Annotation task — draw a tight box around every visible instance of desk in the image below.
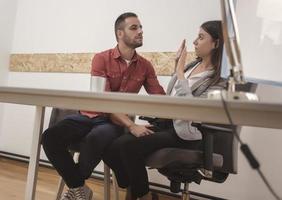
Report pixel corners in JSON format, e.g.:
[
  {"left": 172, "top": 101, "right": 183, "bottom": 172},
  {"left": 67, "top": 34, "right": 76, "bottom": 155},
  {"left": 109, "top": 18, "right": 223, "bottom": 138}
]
[{"left": 0, "top": 86, "right": 282, "bottom": 200}]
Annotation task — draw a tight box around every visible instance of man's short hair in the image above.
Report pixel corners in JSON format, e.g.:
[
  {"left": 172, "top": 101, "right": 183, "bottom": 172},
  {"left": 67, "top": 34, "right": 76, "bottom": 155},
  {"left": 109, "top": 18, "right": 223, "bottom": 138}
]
[{"left": 114, "top": 12, "right": 138, "bottom": 41}]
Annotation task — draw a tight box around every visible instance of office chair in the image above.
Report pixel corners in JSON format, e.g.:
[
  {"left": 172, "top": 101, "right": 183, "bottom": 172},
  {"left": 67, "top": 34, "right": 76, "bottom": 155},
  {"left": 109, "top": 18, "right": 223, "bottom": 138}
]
[
  {"left": 145, "top": 123, "right": 236, "bottom": 200},
  {"left": 145, "top": 83, "right": 257, "bottom": 200},
  {"left": 47, "top": 108, "right": 119, "bottom": 200}
]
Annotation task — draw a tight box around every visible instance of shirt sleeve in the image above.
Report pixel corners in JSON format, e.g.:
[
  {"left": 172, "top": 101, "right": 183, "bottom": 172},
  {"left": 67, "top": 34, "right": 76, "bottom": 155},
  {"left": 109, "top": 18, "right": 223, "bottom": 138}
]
[
  {"left": 143, "top": 62, "right": 165, "bottom": 95},
  {"left": 90, "top": 54, "right": 111, "bottom": 91}
]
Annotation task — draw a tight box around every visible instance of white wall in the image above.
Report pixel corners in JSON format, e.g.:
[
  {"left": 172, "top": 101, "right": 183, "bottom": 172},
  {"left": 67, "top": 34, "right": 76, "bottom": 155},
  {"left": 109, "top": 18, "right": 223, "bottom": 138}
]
[
  {"left": 0, "top": 72, "right": 90, "bottom": 155},
  {"left": 12, "top": 0, "right": 221, "bottom": 53},
  {"left": 0, "top": 0, "right": 17, "bottom": 85},
  {"left": 1, "top": 0, "right": 282, "bottom": 199},
  {"left": 0, "top": 0, "right": 18, "bottom": 137}
]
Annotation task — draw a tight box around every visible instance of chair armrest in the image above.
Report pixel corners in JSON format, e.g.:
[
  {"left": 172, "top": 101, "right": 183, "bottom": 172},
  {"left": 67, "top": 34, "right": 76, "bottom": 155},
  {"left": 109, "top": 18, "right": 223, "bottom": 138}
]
[
  {"left": 202, "top": 131, "right": 214, "bottom": 174},
  {"left": 138, "top": 116, "right": 156, "bottom": 123},
  {"left": 191, "top": 122, "right": 235, "bottom": 178},
  {"left": 192, "top": 122, "right": 233, "bottom": 132},
  {"left": 191, "top": 123, "right": 214, "bottom": 176}
]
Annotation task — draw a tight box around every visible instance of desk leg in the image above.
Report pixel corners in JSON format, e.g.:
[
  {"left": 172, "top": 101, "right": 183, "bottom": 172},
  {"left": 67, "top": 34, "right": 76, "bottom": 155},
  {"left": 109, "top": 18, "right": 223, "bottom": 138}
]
[
  {"left": 112, "top": 172, "right": 119, "bottom": 200},
  {"left": 25, "top": 106, "right": 45, "bottom": 200},
  {"left": 104, "top": 163, "right": 111, "bottom": 200}
]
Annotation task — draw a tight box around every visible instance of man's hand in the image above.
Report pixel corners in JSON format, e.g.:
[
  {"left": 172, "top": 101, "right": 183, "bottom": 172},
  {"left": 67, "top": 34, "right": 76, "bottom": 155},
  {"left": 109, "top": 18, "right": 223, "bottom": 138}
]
[
  {"left": 128, "top": 124, "right": 154, "bottom": 137},
  {"left": 110, "top": 113, "right": 154, "bottom": 137}
]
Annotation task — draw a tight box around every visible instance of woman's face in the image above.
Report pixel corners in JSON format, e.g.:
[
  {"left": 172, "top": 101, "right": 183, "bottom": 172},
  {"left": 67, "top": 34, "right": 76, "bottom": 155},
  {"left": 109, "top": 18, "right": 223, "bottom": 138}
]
[{"left": 193, "top": 27, "right": 216, "bottom": 58}]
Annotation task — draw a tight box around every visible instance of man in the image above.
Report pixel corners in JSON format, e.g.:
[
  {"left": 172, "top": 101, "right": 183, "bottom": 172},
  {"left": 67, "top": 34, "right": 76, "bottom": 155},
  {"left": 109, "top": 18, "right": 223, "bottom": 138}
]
[{"left": 42, "top": 12, "right": 165, "bottom": 200}]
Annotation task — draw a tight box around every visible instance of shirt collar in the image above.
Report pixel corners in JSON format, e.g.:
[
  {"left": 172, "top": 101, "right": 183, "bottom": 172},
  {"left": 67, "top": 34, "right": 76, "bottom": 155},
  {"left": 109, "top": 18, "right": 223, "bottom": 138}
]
[{"left": 113, "top": 45, "right": 139, "bottom": 62}]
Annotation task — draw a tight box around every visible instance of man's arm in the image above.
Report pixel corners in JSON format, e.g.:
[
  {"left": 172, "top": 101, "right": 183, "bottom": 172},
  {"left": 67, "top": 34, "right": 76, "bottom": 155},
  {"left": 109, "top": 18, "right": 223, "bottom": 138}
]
[
  {"left": 143, "top": 62, "right": 166, "bottom": 95},
  {"left": 115, "top": 61, "right": 163, "bottom": 136},
  {"left": 110, "top": 113, "right": 154, "bottom": 137},
  {"left": 91, "top": 54, "right": 111, "bottom": 91}
]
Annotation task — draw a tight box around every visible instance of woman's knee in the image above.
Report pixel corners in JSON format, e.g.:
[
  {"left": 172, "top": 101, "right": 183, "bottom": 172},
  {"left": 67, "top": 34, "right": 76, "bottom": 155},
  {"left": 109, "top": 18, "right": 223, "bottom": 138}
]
[
  {"left": 103, "top": 134, "right": 135, "bottom": 164},
  {"left": 119, "top": 137, "right": 140, "bottom": 159},
  {"left": 87, "top": 123, "right": 123, "bottom": 143},
  {"left": 103, "top": 141, "right": 122, "bottom": 165}
]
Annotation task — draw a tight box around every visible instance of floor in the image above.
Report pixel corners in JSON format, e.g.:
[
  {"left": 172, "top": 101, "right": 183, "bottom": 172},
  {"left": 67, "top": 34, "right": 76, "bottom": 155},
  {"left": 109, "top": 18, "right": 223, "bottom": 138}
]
[{"left": 0, "top": 157, "right": 180, "bottom": 200}]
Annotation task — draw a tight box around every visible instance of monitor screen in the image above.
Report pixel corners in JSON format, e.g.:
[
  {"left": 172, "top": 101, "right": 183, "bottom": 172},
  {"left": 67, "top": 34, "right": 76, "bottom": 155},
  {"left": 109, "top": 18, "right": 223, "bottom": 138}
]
[{"left": 221, "top": 0, "right": 282, "bottom": 87}]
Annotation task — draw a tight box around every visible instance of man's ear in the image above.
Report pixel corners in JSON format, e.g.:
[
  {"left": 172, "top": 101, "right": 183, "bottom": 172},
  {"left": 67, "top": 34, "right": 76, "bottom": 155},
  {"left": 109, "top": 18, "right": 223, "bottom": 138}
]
[{"left": 117, "top": 29, "right": 123, "bottom": 39}]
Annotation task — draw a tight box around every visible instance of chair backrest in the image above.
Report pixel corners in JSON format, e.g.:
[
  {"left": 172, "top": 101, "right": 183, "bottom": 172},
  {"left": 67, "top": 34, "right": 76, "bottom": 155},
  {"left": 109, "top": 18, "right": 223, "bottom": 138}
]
[
  {"left": 199, "top": 124, "right": 238, "bottom": 174},
  {"left": 48, "top": 108, "right": 78, "bottom": 128},
  {"left": 209, "top": 82, "right": 257, "bottom": 174}
]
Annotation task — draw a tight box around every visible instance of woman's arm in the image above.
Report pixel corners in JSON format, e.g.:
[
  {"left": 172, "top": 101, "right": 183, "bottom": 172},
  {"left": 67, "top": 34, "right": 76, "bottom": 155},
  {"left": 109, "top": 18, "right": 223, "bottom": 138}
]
[{"left": 174, "top": 45, "right": 193, "bottom": 97}]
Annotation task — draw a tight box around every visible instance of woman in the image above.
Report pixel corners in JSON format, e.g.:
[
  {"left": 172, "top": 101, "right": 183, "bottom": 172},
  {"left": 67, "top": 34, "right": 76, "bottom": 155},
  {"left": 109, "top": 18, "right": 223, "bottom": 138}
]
[{"left": 103, "top": 20, "right": 225, "bottom": 200}]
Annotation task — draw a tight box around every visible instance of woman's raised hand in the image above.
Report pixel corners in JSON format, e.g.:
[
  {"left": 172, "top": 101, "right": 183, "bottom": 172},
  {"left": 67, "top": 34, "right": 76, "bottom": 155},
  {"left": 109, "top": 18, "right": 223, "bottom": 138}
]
[
  {"left": 175, "top": 39, "right": 186, "bottom": 62},
  {"left": 176, "top": 45, "right": 187, "bottom": 80}
]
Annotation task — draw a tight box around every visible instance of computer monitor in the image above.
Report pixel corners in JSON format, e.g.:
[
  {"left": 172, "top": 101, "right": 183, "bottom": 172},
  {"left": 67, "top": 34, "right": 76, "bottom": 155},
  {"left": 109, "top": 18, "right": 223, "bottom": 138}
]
[{"left": 221, "top": 0, "right": 282, "bottom": 87}]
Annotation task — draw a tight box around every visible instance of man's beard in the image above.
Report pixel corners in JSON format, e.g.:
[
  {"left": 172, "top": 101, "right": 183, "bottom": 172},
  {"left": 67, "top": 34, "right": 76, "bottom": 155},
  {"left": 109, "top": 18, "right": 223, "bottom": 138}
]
[{"left": 123, "top": 35, "right": 143, "bottom": 49}]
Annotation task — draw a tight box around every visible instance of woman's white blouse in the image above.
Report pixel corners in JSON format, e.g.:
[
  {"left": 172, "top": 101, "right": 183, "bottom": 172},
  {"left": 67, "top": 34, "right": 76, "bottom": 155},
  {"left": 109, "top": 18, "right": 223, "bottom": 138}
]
[{"left": 171, "top": 65, "right": 211, "bottom": 140}]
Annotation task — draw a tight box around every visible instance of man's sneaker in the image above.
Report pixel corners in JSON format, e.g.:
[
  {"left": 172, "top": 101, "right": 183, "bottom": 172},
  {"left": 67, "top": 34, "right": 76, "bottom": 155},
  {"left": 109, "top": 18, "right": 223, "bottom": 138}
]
[
  {"left": 60, "top": 188, "right": 76, "bottom": 200},
  {"left": 74, "top": 185, "right": 93, "bottom": 200},
  {"left": 61, "top": 185, "right": 93, "bottom": 200}
]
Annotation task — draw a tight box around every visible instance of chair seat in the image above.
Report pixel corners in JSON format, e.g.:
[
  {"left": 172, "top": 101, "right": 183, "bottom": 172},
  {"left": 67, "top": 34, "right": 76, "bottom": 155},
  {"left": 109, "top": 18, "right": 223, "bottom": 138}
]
[{"left": 146, "top": 148, "right": 223, "bottom": 169}]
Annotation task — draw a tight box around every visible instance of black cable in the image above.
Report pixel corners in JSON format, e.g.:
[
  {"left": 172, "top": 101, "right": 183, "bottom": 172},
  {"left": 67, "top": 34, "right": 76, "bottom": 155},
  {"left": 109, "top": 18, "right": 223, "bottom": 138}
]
[{"left": 219, "top": 90, "right": 281, "bottom": 200}]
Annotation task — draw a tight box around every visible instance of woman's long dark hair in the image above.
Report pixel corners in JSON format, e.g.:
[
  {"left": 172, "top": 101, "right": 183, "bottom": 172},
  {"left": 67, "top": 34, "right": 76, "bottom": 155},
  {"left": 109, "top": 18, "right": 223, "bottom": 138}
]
[{"left": 200, "top": 20, "right": 224, "bottom": 85}]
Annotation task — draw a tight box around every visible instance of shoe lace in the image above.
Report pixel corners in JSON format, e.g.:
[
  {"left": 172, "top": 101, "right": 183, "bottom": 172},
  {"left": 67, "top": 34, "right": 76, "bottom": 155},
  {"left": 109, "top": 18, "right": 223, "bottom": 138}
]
[
  {"left": 74, "top": 187, "right": 86, "bottom": 200},
  {"left": 61, "top": 188, "right": 76, "bottom": 200}
]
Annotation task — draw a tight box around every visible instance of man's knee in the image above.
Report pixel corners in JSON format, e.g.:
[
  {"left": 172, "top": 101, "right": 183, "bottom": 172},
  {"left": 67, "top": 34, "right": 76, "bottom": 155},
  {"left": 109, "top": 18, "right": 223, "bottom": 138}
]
[{"left": 41, "top": 126, "right": 62, "bottom": 149}]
